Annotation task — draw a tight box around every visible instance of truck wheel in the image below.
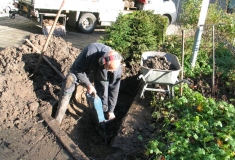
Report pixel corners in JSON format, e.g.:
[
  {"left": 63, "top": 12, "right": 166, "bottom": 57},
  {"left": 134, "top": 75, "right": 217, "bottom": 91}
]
[{"left": 77, "top": 13, "right": 97, "bottom": 34}]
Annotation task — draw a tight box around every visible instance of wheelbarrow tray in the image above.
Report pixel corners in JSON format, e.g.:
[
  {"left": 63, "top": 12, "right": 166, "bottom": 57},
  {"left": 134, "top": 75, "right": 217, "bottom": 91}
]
[{"left": 141, "top": 51, "right": 181, "bottom": 84}]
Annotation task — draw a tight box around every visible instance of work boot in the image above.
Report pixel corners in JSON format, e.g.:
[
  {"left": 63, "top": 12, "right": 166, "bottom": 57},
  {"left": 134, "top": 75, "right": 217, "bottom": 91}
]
[
  {"left": 55, "top": 73, "right": 77, "bottom": 124},
  {"left": 54, "top": 94, "right": 72, "bottom": 124}
]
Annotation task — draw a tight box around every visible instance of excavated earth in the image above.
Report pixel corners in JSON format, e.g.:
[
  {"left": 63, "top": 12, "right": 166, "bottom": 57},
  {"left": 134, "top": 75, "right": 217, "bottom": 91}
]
[{"left": 0, "top": 34, "right": 157, "bottom": 159}]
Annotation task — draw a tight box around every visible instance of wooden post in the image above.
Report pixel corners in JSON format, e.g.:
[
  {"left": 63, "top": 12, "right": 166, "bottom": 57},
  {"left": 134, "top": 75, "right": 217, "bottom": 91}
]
[
  {"left": 212, "top": 25, "right": 215, "bottom": 95},
  {"left": 180, "top": 30, "right": 185, "bottom": 96},
  {"left": 33, "top": 0, "right": 65, "bottom": 75},
  {"left": 25, "top": 39, "right": 65, "bottom": 79}
]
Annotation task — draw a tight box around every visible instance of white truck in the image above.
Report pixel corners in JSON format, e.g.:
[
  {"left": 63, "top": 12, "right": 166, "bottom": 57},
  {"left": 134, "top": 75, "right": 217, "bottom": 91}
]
[{"left": 10, "top": 0, "right": 177, "bottom": 34}]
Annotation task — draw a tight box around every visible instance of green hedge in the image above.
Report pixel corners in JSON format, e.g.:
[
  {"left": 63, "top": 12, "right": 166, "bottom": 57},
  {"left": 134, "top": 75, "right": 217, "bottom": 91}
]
[{"left": 98, "top": 10, "right": 168, "bottom": 61}]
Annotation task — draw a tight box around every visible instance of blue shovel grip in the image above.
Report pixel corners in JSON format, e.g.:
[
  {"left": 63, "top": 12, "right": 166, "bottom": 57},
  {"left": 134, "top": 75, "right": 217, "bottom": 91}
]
[{"left": 86, "top": 93, "right": 106, "bottom": 123}]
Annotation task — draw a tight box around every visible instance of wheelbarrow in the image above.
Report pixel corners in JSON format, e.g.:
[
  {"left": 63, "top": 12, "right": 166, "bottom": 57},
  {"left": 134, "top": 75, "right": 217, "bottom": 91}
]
[{"left": 138, "top": 51, "right": 189, "bottom": 98}]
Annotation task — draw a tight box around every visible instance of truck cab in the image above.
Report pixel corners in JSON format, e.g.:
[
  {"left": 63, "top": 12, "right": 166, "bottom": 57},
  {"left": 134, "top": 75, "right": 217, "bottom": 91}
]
[{"left": 143, "top": 0, "right": 177, "bottom": 24}]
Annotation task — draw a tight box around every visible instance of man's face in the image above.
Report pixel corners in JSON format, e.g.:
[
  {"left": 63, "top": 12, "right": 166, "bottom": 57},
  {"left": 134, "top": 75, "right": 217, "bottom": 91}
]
[
  {"left": 104, "top": 63, "right": 115, "bottom": 72},
  {"left": 104, "top": 60, "right": 120, "bottom": 72}
]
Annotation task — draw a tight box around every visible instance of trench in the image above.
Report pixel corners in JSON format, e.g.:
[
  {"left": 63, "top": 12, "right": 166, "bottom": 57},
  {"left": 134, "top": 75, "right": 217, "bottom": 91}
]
[{"left": 49, "top": 73, "right": 143, "bottom": 159}]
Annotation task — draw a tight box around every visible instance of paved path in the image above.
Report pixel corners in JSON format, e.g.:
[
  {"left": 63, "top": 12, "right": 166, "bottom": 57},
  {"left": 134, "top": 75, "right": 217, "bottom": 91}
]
[{"left": 0, "top": 14, "right": 105, "bottom": 51}]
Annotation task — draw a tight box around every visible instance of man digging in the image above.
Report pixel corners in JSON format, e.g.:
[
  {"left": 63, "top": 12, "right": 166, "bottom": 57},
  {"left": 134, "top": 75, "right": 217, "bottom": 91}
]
[{"left": 54, "top": 43, "right": 122, "bottom": 127}]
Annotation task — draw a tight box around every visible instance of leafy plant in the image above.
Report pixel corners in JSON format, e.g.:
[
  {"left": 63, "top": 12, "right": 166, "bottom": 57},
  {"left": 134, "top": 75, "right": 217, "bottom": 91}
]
[
  {"left": 98, "top": 11, "right": 168, "bottom": 61},
  {"left": 146, "top": 85, "right": 235, "bottom": 159},
  {"left": 178, "top": 0, "right": 201, "bottom": 27},
  {"left": 163, "top": 34, "right": 213, "bottom": 78}
]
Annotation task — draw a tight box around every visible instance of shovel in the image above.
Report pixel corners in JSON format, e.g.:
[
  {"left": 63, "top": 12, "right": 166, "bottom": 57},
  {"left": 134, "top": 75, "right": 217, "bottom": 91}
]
[
  {"left": 86, "top": 93, "right": 108, "bottom": 143},
  {"left": 86, "top": 93, "right": 106, "bottom": 123}
]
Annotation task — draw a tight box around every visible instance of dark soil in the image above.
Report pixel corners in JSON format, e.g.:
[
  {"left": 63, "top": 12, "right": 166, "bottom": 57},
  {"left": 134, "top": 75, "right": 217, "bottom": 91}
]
[{"left": 143, "top": 55, "right": 175, "bottom": 70}]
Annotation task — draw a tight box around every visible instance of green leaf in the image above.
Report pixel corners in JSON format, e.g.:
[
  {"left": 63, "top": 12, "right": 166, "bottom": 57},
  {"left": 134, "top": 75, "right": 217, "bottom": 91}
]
[
  {"left": 203, "top": 136, "right": 214, "bottom": 142},
  {"left": 197, "top": 148, "right": 205, "bottom": 155},
  {"left": 214, "top": 121, "right": 223, "bottom": 127},
  {"left": 193, "top": 134, "right": 199, "bottom": 140}
]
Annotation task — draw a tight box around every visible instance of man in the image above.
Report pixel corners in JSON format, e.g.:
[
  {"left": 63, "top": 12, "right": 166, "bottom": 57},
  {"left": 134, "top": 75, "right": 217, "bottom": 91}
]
[
  {"left": 55, "top": 43, "right": 122, "bottom": 124},
  {"left": 135, "top": 0, "right": 147, "bottom": 10}
]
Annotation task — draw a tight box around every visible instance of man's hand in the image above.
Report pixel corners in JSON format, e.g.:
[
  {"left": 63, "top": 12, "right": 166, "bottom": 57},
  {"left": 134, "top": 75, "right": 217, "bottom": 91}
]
[
  {"left": 87, "top": 85, "right": 97, "bottom": 95},
  {"left": 107, "top": 112, "right": 115, "bottom": 120}
]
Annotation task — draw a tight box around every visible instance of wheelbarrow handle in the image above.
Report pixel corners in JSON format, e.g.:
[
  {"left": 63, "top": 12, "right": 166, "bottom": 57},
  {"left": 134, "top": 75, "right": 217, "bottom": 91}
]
[
  {"left": 173, "top": 79, "right": 191, "bottom": 86},
  {"left": 137, "top": 69, "right": 153, "bottom": 81}
]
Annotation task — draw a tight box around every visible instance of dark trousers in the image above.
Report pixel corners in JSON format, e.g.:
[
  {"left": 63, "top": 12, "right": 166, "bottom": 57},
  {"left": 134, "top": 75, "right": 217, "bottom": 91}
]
[{"left": 135, "top": 2, "right": 144, "bottom": 10}]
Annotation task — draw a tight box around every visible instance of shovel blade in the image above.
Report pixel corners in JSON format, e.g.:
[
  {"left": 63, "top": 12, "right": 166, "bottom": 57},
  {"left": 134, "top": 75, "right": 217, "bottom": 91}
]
[{"left": 86, "top": 93, "right": 106, "bottom": 123}]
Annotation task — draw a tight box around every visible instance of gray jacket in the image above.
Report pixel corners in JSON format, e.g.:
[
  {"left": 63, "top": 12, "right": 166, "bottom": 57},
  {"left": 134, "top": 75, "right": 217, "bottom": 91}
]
[{"left": 70, "top": 43, "right": 122, "bottom": 112}]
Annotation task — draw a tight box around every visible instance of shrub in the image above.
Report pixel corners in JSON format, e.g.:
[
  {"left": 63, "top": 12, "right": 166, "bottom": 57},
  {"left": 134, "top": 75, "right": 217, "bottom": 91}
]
[{"left": 98, "top": 11, "right": 168, "bottom": 61}]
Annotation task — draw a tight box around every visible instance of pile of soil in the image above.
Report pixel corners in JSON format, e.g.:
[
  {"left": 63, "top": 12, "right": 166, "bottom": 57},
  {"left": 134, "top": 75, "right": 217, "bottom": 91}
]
[
  {"left": 43, "top": 19, "right": 63, "bottom": 26},
  {"left": 143, "top": 55, "right": 176, "bottom": 70},
  {"left": 42, "top": 19, "right": 66, "bottom": 36},
  {"left": 0, "top": 34, "right": 79, "bottom": 130},
  {"left": 0, "top": 46, "right": 38, "bottom": 129}
]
